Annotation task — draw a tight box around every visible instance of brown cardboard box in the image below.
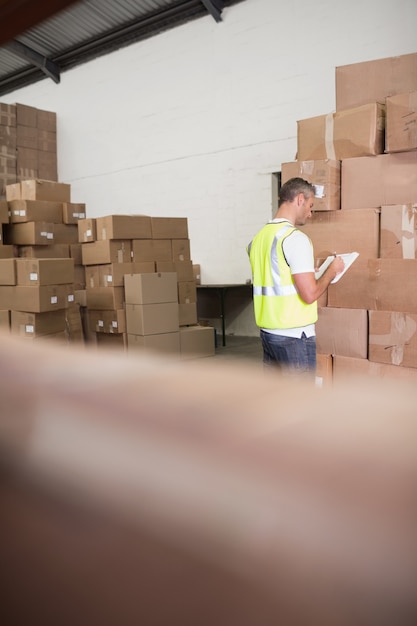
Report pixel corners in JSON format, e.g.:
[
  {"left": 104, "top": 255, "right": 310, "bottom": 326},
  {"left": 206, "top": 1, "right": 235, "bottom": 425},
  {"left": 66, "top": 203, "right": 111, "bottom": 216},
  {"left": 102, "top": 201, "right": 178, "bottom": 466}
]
[
  {"left": 380, "top": 204, "right": 417, "bottom": 259},
  {"left": 125, "top": 302, "right": 179, "bottom": 335},
  {"left": 0, "top": 102, "right": 16, "bottom": 126},
  {"left": 15, "top": 258, "right": 74, "bottom": 286},
  {"left": 156, "top": 260, "right": 194, "bottom": 281},
  {"left": 18, "top": 244, "right": 70, "bottom": 258},
  {"left": 299, "top": 208, "right": 380, "bottom": 260},
  {"left": 0, "top": 309, "right": 10, "bottom": 330},
  {"left": 81, "top": 240, "right": 131, "bottom": 265},
  {"left": 297, "top": 103, "right": 385, "bottom": 161},
  {"left": 328, "top": 259, "right": 417, "bottom": 312},
  {"left": 180, "top": 325, "right": 215, "bottom": 359},
  {"left": 5, "top": 182, "right": 21, "bottom": 201},
  {"left": 341, "top": 152, "right": 417, "bottom": 210},
  {"left": 69, "top": 243, "right": 83, "bottom": 265},
  {"left": 96, "top": 332, "right": 127, "bottom": 351},
  {"left": 73, "top": 264, "right": 85, "bottom": 289},
  {"left": 38, "top": 151, "right": 58, "bottom": 181},
  {"left": 369, "top": 310, "right": 417, "bottom": 369},
  {"left": 333, "top": 354, "right": 417, "bottom": 384},
  {"left": 150, "top": 217, "right": 188, "bottom": 239},
  {"left": 315, "top": 354, "right": 332, "bottom": 388},
  {"left": 335, "top": 52, "right": 417, "bottom": 111},
  {"left": 316, "top": 307, "right": 368, "bottom": 359},
  {"left": 37, "top": 110, "right": 57, "bottom": 132},
  {"left": 16, "top": 103, "right": 37, "bottom": 127},
  {"left": 63, "top": 203, "right": 86, "bottom": 224},
  {"left": 17, "top": 125, "right": 38, "bottom": 149},
  {"left": 0, "top": 258, "right": 16, "bottom": 285},
  {"left": 131, "top": 239, "right": 172, "bottom": 262},
  {"left": 85, "top": 265, "right": 100, "bottom": 289},
  {"left": 11, "top": 309, "right": 67, "bottom": 337},
  {"left": 78, "top": 218, "right": 96, "bottom": 243},
  {"left": 385, "top": 91, "right": 417, "bottom": 153},
  {"left": 193, "top": 264, "right": 201, "bottom": 285},
  {"left": 96, "top": 215, "right": 152, "bottom": 240},
  {"left": 4, "top": 221, "right": 54, "bottom": 245},
  {"left": 86, "top": 287, "right": 125, "bottom": 311},
  {"left": 172, "top": 239, "right": 191, "bottom": 261},
  {"left": 127, "top": 332, "right": 180, "bottom": 356},
  {"left": 37, "top": 130, "right": 56, "bottom": 153},
  {"left": 20, "top": 179, "right": 70, "bottom": 202},
  {"left": 16, "top": 147, "right": 38, "bottom": 176},
  {"left": 0, "top": 245, "right": 15, "bottom": 258},
  {"left": 99, "top": 262, "right": 154, "bottom": 288},
  {"left": 0, "top": 284, "right": 73, "bottom": 312},
  {"left": 124, "top": 272, "right": 177, "bottom": 305},
  {"left": 8, "top": 199, "right": 63, "bottom": 223},
  {"left": 0, "top": 125, "right": 16, "bottom": 150},
  {"left": 281, "top": 159, "right": 341, "bottom": 211},
  {"left": 53, "top": 223, "right": 79, "bottom": 244},
  {"left": 179, "top": 302, "right": 198, "bottom": 326},
  {"left": 88, "top": 309, "right": 126, "bottom": 334},
  {"left": 178, "top": 281, "right": 197, "bottom": 304},
  {"left": 0, "top": 200, "right": 9, "bottom": 223}
]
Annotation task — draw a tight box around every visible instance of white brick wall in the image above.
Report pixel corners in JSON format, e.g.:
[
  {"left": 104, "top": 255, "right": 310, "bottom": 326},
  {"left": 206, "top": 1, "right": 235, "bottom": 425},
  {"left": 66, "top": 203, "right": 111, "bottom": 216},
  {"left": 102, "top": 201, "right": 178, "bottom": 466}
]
[{"left": 3, "top": 0, "right": 417, "bottom": 334}]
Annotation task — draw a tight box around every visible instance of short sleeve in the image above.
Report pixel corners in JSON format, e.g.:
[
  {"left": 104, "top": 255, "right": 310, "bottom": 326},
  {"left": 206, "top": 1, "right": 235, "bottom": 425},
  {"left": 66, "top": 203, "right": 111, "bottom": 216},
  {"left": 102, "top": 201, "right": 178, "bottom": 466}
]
[{"left": 282, "top": 230, "right": 314, "bottom": 275}]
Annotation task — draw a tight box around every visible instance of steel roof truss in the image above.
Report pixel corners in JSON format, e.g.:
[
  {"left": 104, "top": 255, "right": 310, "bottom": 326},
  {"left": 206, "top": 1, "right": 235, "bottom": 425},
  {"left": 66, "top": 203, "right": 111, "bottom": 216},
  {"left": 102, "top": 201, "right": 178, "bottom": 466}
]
[
  {"left": 6, "top": 39, "right": 60, "bottom": 84},
  {"left": 200, "top": 0, "right": 224, "bottom": 22}
]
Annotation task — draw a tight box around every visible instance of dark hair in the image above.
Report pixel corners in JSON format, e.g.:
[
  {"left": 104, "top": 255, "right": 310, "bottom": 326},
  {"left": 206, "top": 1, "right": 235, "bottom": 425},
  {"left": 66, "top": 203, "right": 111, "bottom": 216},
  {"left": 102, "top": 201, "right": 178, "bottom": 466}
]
[{"left": 278, "top": 177, "right": 315, "bottom": 207}]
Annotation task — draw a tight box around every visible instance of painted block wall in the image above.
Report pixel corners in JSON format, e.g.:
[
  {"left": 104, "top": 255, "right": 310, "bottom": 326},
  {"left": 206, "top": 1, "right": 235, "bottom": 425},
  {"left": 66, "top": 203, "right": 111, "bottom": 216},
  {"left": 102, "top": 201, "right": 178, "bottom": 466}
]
[{"left": 2, "top": 0, "right": 417, "bottom": 335}]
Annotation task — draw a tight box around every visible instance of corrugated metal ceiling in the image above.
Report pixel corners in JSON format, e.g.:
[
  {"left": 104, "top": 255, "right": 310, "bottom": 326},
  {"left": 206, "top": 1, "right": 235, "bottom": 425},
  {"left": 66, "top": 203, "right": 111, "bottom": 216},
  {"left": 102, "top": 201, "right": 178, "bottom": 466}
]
[{"left": 0, "top": 0, "right": 244, "bottom": 96}]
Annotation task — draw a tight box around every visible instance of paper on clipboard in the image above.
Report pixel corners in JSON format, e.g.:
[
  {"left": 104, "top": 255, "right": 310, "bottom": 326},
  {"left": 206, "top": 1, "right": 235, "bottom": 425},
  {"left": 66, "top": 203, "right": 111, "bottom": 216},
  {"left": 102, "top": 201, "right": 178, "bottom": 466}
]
[{"left": 315, "top": 252, "right": 359, "bottom": 284}]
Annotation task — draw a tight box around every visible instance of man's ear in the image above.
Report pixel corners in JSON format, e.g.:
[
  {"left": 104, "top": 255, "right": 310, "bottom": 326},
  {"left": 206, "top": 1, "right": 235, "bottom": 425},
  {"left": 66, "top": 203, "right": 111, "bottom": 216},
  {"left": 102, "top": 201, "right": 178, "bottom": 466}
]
[{"left": 296, "top": 193, "right": 304, "bottom": 206}]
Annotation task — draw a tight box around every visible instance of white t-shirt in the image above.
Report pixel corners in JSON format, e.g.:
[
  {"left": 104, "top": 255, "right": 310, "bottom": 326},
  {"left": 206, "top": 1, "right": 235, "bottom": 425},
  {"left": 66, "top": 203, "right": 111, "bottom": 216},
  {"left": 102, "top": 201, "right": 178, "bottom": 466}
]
[{"left": 262, "top": 219, "right": 316, "bottom": 338}]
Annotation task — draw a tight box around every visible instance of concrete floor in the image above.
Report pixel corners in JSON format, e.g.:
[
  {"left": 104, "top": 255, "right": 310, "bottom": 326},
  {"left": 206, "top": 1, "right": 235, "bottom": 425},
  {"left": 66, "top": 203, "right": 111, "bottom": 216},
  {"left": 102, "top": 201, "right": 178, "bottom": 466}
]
[{"left": 212, "top": 334, "right": 263, "bottom": 365}]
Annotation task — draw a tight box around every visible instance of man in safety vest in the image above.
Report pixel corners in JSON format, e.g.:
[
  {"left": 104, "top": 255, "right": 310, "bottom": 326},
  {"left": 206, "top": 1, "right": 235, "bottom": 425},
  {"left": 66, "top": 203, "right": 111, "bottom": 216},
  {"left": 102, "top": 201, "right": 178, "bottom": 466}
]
[{"left": 247, "top": 177, "right": 345, "bottom": 377}]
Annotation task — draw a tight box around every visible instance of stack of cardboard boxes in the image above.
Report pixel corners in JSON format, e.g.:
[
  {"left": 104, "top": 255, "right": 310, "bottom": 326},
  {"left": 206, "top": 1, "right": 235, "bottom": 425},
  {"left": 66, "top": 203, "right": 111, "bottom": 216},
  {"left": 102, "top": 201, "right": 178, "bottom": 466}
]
[
  {"left": 282, "top": 51, "right": 417, "bottom": 386},
  {"left": 0, "top": 102, "right": 58, "bottom": 198}
]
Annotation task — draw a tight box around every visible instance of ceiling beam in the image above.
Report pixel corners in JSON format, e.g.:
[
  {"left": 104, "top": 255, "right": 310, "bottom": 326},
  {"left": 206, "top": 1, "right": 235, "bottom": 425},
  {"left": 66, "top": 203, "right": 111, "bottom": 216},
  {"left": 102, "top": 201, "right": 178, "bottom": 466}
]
[
  {"left": 200, "top": 0, "right": 224, "bottom": 22},
  {"left": 6, "top": 39, "right": 60, "bottom": 84},
  {"left": 0, "top": 0, "right": 81, "bottom": 46}
]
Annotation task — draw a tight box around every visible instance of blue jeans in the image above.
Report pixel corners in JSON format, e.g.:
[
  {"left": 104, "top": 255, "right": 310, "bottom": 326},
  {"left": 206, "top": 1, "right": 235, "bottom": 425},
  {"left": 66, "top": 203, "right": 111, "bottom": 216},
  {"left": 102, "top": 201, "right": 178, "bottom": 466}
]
[{"left": 260, "top": 329, "right": 316, "bottom": 377}]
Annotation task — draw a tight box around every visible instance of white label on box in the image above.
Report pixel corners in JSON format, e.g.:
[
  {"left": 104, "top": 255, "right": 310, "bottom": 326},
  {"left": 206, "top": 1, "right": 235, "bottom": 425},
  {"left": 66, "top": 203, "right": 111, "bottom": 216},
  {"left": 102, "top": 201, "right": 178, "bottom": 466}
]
[
  {"left": 314, "top": 185, "right": 325, "bottom": 199},
  {"left": 47, "top": 232, "right": 53, "bottom": 239},
  {"left": 112, "top": 321, "right": 118, "bottom": 328},
  {"left": 98, "top": 320, "right": 104, "bottom": 327},
  {"left": 74, "top": 212, "right": 86, "bottom": 219},
  {"left": 51, "top": 296, "right": 58, "bottom": 304},
  {"left": 86, "top": 229, "right": 92, "bottom": 237},
  {"left": 106, "top": 275, "right": 112, "bottom": 283},
  {"left": 40, "top": 231, "right": 48, "bottom": 237},
  {"left": 29, "top": 272, "right": 38, "bottom": 281},
  {"left": 68, "top": 294, "right": 74, "bottom": 302},
  {"left": 25, "top": 324, "right": 34, "bottom": 333}
]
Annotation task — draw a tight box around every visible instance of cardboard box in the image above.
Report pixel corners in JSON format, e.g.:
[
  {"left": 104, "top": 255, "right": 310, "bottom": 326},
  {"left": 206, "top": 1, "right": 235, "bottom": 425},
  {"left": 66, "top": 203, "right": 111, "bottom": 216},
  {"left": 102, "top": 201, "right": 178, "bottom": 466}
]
[
  {"left": 37, "top": 110, "right": 57, "bottom": 132},
  {"left": 368, "top": 310, "right": 417, "bottom": 369},
  {"left": 38, "top": 151, "right": 58, "bottom": 181},
  {"left": 63, "top": 203, "right": 86, "bottom": 224},
  {"left": 0, "top": 284, "right": 73, "bottom": 312},
  {"left": 333, "top": 355, "right": 417, "bottom": 385},
  {"left": 96, "top": 215, "right": 152, "bottom": 240},
  {"left": 0, "top": 258, "right": 16, "bottom": 285},
  {"left": 385, "top": 91, "right": 417, "bottom": 153},
  {"left": 37, "top": 129, "right": 57, "bottom": 153},
  {"left": 127, "top": 332, "right": 180, "bottom": 356},
  {"left": 297, "top": 103, "right": 385, "bottom": 161},
  {"left": 78, "top": 218, "right": 96, "bottom": 243},
  {"left": 88, "top": 309, "right": 126, "bottom": 334},
  {"left": 53, "top": 223, "right": 79, "bottom": 244},
  {"left": 0, "top": 200, "right": 8, "bottom": 223},
  {"left": 150, "top": 217, "right": 188, "bottom": 239},
  {"left": 18, "top": 244, "right": 70, "bottom": 258},
  {"left": 99, "top": 262, "right": 154, "bottom": 288},
  {"left": 11, "top": 309, "right": 67, "bottom": 337},
  {"left": 178, "top": 281, "right": 197, "bottom": 304},
  {"left": 16, "top": 103, "right": 37, "bottom": 127},
  {"left": 171, "top": 239, "right": 191, "bottom": 261},
  {"left": 4, "top": 221, "right": 54, "bottom": 245},
  {"left": 73, "top": 264, "right": 85, "bottom": 290},
  {"left": 193, "top": 264, "right": 201, "bottom": 285},
  {"left": 131, "top": 238, "right": 172, "bottom": 262},
  {"left": 86, "top": 287, "right": 125, "bottom": 311},
  {"left": 125, "top": 302, "right": 179, "bottom": 335},
  {"left": 0, "top": 245, "right": 15, "bottom": 258},
  {"left": 341, "top": 152, "right": 417, "bottom": 210},
  {"left": 15, "top": 258, "right": 74, "bottom": 286},
  {"left": 281, "top": 159, "right": 341, "bottom": 211},
  {"left": 8, "top": 199, "right": 63, "bottom": 224},
  {"left": 316, "top": 307, "right": 368, "bottom": 359},
  {"left": 0, "top": 125, "right": 16, "bottom": 150},
  {"left": 299, "top": 208, "right": 380, "bottom": 260},
  {"left": 315, "top": 354, "right": 332, "bottom": 388},
  {"left": 328, "top": 259, "right": 417, "bottom": 312},
  {"left": 0, "top": 309, "right": 10, "bottom": 330},
  {"left": 179, "top": 325, "right": 215, "bottom": 359},
  {"left": 0, "top": 103, "right": 16, "bottom": 126},
  {"left": 179, "top": 302, "right": 198, "bottom": 326},
  {"left": 17, "top": 125, "right": 38, "bottom": 149},
  {"left": 336, "top": 52, "right": 417, "bottom": 111},
  {"left": 69, "top": 243, "right": 83, "bottom": 265},
  {"left": 380, "top": 204, "right": 417, "bottom": 259},
  {"left": 81, "top": 240, "right": 131, "bottom": 265},
  {"left": 156, "top": 260, "right": 194, "bottom": 281},
  {"left": 20, "top": 179, "right": 70, "bottom": 202},
  {"left": 124, "top": 272, "right": 178, "bottom": 305},
  {"left": 5, "top": 182, "right": 21, "bottom": 201},
  {"left": 96, "top": 332, "right": 127, "bottom": 351}
]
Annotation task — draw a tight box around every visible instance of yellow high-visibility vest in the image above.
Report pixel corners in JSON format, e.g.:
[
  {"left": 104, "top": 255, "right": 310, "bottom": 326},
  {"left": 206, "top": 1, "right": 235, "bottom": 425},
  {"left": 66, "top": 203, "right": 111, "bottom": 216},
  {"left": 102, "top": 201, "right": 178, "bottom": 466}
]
[{"left": 247, "top": 221, "right": 317, "bottom": 329}]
